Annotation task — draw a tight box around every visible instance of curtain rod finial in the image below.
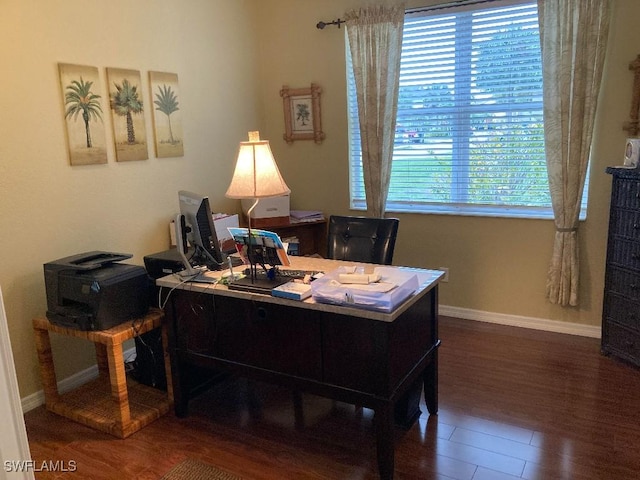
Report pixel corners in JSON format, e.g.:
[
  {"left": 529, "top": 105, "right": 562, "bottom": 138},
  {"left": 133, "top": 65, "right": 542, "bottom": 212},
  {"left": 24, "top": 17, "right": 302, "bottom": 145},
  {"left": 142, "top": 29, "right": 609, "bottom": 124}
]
[{"left": 316, "top": 18, "right": 345, "bottom": 30}]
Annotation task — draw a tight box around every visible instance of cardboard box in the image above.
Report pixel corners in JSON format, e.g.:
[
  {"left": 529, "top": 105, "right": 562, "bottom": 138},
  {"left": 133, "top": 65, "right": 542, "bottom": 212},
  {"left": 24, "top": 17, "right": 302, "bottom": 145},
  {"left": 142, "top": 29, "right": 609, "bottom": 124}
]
[
  {"left": 241, "top": 195, "right": 290, "bottom": 228},
  {"left": 212, "top": 214, "right": 239, "bottom": 252}
]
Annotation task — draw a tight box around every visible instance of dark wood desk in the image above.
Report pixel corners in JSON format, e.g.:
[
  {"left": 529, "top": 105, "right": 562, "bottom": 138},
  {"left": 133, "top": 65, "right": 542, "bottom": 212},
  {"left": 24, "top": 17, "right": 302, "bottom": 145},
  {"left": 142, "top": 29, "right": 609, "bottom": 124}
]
[{"left": 158, "top": 257, "right": 441, "bottom": 479}]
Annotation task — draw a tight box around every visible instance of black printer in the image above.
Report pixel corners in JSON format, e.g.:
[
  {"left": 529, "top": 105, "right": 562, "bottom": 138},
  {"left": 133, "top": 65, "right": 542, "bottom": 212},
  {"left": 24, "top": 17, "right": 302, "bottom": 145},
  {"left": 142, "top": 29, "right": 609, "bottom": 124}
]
[{"left": 44, "top": 251, "right": 149, "bottom": 331}]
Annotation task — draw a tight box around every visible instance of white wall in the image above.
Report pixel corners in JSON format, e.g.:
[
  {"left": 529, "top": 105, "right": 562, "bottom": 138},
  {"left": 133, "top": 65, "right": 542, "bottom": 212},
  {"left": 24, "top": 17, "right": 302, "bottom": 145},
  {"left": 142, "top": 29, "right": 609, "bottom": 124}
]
[{"left": 0, "top": 0, "right": 261, "bottom": 398}]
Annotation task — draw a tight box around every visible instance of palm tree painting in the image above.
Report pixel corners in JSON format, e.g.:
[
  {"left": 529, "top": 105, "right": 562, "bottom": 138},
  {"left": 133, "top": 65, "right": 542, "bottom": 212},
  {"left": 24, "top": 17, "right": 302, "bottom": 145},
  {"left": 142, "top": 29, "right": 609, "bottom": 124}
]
[
  {"left": 296, "top": 103, "right": 311, "bottom": 126},
  {"left": 58, "top": 64, "right": 107, "bottom": 165},
  {"left": 291, "top": 97, "right": 314, "bottom": 132},
  {"left": 106, "top": 68, "right": 148, "bottom": 161},
  {"left": 149, "top": 71, "right": 184, "bottom": 158}
]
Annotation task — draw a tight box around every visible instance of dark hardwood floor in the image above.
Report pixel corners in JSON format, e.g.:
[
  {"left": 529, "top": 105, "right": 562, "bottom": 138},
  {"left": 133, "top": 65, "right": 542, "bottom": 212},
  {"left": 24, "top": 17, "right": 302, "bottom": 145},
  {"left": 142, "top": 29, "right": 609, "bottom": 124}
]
[{"left": 24, "top": 316, "right": 640, "bottom": 479}]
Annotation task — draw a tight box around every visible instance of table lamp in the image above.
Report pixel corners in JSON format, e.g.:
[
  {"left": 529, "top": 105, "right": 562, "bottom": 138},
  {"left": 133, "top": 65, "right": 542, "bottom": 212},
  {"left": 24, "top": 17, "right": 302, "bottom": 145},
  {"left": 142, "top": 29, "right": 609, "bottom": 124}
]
[{"left": 225, "top": 131, "right": 291, "bottom": 287}]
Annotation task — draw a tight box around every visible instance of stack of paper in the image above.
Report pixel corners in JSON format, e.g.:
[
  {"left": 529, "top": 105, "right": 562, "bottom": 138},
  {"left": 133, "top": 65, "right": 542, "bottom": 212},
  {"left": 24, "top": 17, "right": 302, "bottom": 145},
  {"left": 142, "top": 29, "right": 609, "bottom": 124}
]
[
  {"left": 272, "top": 281, "right": 312, "bottom": 300},
  {"left": 290, "top": 210, "right": 324, "bottom": 222}
]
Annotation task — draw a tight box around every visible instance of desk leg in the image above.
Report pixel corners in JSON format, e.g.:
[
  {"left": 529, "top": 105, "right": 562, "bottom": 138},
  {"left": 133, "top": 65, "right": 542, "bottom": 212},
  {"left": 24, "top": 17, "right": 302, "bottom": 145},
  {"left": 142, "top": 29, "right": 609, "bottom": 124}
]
[
  {"left": 172, "top": 359, "right": 189, "bottom": 418},
  {"left": 424, "top": 351, "right": 439, "bottom": 415},
  {"left": 161, "top": 324, "right": 174, "bottom": 406},
  {"left": 106, "top": 342, "right": 131, "bottom": 434},
  {"left": 292, "top": 390, "right": 304, "bottom": 429},
  {"left": 375, "top": 403, "right": 395, "bottom": 480},
  {"left": 33, "top": 327, "right": 60, "bottom": 407}
]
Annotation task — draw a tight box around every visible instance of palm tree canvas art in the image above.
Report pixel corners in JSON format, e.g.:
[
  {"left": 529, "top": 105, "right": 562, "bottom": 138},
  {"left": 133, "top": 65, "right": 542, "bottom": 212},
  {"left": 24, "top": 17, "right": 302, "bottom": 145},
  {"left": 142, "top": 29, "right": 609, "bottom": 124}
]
[
  {"left": 58, "top": 64, "right": 107, "bottom": 165},
  {"left": 106, "top": 68, "right": 148, "bottom": 161},
  {"left": 149, "top": 71, "right": 184, "bottom": 158}
]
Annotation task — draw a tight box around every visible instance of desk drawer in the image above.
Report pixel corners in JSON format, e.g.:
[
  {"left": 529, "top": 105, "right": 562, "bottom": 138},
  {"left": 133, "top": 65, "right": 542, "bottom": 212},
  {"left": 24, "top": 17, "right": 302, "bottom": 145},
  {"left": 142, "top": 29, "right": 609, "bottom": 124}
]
[
  {"left": 213, "top": 296, "right": 323, "bottom": 380},
  {"left": 322, "top": 288, "right": 435, "bottom": 397},
  {"left": 172, "top": 291, "right": 217, "bottom": 356}
]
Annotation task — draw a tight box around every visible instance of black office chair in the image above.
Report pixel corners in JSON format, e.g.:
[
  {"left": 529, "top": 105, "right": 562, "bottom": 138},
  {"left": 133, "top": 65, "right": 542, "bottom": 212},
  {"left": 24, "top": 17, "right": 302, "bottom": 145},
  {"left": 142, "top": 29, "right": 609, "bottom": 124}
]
[{"left": 326, "top": 215, "right": 399, "bottom": 265}]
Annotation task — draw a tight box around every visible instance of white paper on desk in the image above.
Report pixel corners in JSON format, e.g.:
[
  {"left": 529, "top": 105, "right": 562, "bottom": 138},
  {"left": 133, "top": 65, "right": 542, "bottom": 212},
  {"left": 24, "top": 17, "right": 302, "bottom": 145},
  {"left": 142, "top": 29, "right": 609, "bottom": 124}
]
[
  {"left": 311, "top": 266, "right": 419, "bottom": 312},
  {"left": 290, "top": 210, "right": 323, "bottom": 220},
  {"left": 327, "top": 279, "right": 396, "bottom": 293}
]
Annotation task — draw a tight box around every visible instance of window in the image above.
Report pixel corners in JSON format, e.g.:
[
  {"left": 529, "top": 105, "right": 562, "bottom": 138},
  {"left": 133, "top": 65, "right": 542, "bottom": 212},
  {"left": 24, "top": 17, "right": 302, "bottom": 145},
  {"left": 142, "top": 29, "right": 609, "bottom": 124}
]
[{"left": 346, "top": 0, "right": 588, "bottom": 219}]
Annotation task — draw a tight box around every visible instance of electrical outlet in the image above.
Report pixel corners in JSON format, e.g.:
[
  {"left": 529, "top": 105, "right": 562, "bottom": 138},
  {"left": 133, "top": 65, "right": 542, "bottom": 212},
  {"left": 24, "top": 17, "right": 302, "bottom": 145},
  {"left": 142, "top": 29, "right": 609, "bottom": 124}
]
[{"left": 439, "top": 267, "right": 449, "bottom": 282}]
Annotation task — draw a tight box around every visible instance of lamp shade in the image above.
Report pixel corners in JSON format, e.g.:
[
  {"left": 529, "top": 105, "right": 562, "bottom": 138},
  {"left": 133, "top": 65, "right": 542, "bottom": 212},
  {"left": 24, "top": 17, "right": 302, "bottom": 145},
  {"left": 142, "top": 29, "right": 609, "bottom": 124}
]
[{"left": 225, "top": 132, "right": 291, "bottom": 199}]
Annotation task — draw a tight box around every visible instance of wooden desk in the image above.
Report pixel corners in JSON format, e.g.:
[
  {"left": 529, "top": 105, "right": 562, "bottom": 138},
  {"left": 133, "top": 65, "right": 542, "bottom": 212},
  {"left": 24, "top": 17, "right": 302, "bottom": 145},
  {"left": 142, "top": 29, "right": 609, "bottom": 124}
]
[
  {"left": 158, "top": 258, "right": 442, "bottom": 479},
  {"left": 33, "top": 308, "right": 173, "bottom": 438}
]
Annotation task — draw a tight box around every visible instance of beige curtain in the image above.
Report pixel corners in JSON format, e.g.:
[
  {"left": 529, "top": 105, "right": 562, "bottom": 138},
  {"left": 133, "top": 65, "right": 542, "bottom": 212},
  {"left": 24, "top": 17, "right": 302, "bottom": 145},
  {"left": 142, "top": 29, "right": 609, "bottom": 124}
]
[
  {"left": 345, "top": 5, "right": 404, "bottom": 218},
  {"left": 539, "top": 0, "right": 611, "bottom": 306}
]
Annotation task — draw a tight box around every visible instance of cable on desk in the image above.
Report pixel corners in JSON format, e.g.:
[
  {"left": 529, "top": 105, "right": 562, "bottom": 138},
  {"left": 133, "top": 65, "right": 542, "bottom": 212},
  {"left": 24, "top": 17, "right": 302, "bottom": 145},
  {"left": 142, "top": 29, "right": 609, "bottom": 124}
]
[
  {"left": 159, "top": 275, "right": 194, "bottom": 310},
  {"left": 159, "top": 271, "right": 222, "bottom": 313}
]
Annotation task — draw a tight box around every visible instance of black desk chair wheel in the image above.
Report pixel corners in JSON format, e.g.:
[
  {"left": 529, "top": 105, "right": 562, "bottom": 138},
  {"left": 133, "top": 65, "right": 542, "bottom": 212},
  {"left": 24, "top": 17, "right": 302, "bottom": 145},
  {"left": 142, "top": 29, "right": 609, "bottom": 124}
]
[{"left": 326, "top": 215, "right": 399, "bottom": 265}]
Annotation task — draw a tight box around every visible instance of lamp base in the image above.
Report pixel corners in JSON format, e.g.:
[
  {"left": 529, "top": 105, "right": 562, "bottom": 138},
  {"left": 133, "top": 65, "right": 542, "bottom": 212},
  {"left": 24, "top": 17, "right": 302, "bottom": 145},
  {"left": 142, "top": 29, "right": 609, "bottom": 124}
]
[{"left": 227, "top": 276, "right": 290, "bottom": 295}]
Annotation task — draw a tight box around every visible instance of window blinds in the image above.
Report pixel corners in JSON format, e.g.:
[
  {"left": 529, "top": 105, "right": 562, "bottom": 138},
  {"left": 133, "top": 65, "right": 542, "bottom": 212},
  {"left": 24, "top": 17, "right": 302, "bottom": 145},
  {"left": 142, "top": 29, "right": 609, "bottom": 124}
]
[{"left": 347, "top": 0, "right": 578, "bottom": 218}]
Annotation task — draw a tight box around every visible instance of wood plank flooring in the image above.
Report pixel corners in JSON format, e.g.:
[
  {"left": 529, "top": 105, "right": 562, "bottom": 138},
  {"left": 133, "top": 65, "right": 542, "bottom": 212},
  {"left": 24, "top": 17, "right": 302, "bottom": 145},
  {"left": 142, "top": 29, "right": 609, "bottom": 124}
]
[{"left": 24, "top": 316, "right": 640, "bottom": 479}]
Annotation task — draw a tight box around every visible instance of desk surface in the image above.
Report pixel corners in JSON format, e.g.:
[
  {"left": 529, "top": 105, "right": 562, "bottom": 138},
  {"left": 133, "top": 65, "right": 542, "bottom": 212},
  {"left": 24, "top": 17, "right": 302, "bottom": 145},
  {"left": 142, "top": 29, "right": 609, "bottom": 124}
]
[{"left": 156, "top": 256, "right": 443, "bottom": 322}]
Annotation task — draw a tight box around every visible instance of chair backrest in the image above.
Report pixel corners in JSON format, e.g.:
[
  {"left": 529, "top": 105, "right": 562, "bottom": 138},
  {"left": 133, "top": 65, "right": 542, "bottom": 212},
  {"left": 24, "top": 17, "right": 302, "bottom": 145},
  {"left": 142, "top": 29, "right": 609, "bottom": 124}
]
[{"left": 326, "top": 215, "right": 399, "bottom": 265}]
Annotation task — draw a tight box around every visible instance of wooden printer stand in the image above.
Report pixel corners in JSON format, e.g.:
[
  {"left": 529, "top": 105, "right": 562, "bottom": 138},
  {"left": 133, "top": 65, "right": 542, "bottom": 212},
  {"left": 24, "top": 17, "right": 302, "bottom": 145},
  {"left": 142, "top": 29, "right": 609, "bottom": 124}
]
[{"left": 33, "top": 308, "right": 173, "bottom": 438}]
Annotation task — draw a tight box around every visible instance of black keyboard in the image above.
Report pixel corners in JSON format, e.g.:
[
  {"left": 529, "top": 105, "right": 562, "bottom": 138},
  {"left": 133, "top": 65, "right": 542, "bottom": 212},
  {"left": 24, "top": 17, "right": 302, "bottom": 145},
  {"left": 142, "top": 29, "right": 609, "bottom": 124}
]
[{"left": 243, "top": 268, "right": 323, "bottom": 280}]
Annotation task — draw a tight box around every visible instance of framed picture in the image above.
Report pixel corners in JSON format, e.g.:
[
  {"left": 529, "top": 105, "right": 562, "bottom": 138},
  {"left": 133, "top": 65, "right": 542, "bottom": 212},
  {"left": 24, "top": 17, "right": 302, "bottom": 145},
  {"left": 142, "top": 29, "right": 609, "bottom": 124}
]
[
  {"left": 624, "top": 138, "right": 640, "bottom": 168},
  {"left": 624, "top": 55, "right": 640, "bottom": 137},
  {"left": 280, "top": 83, "right": 325, "bottom": 144},
  {"left": 149, "top": 71, "right": 184, "bottom": 158},
  {"left": 106, "top": 68, "right": 148, "bottom": 161},
  {"left": 58, "top": 63, "right": 107, "bottom": 165}
]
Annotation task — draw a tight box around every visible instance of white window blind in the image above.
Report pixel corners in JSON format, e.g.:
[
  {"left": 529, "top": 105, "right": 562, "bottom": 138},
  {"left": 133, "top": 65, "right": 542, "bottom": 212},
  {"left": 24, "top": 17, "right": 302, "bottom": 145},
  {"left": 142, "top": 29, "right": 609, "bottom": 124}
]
[{"left": 346, "top": 0, "right": 588, "bottom": 219}]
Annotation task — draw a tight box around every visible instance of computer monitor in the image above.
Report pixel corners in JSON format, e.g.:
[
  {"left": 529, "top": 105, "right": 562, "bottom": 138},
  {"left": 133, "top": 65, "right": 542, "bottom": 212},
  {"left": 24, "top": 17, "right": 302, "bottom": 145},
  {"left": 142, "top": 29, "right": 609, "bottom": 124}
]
[{"left": 175, "top": 190, "right": 225, "bottom": 273}]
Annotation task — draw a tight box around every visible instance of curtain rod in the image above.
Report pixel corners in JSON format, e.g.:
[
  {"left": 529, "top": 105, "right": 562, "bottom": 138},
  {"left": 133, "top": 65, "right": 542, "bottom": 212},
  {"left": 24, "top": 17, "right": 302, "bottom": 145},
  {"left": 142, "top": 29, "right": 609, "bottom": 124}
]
[
  {"left": 316, "top": 0, "right": 502, "bottom": 29},
  {"left": 407, "top": 0, "right": 504, "bottom": 15}
]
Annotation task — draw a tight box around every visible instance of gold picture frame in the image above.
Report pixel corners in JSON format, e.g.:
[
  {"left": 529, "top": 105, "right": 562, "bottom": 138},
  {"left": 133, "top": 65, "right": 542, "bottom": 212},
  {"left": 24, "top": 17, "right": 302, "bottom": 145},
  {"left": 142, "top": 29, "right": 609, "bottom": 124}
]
[{"left": 280, "top": 83, "right": 325, "bottom": 144}]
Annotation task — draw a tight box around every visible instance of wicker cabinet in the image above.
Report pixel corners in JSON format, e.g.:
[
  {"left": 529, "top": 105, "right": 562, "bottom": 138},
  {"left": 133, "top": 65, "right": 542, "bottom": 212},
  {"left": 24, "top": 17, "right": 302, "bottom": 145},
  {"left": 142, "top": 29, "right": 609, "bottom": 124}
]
[{"left": 602, "top": 167, "right": 640, "bottom": 367}]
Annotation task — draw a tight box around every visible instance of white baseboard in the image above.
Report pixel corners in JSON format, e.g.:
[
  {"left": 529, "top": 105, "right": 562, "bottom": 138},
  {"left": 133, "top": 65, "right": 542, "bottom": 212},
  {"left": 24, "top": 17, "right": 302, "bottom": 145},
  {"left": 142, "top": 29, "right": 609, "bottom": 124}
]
[
  {"left": 22, "top": 347, "right": 136, "bottom": 413},
  {"left": 440, "top": 304, "right": 601, "bottom": 338}
]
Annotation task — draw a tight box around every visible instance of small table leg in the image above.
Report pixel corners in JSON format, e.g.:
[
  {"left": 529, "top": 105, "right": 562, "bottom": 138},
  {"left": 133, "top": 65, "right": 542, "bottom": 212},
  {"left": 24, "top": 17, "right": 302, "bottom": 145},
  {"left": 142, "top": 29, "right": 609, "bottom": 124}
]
[
  {"left": 106, "top": 342, "right": 131, "bottom": 435},
  {"left": 33, "top": 327, "right": 60, "bottom": 407},
  {"left": 293, "top": 390, "right": 304, "bottom": 429}
]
